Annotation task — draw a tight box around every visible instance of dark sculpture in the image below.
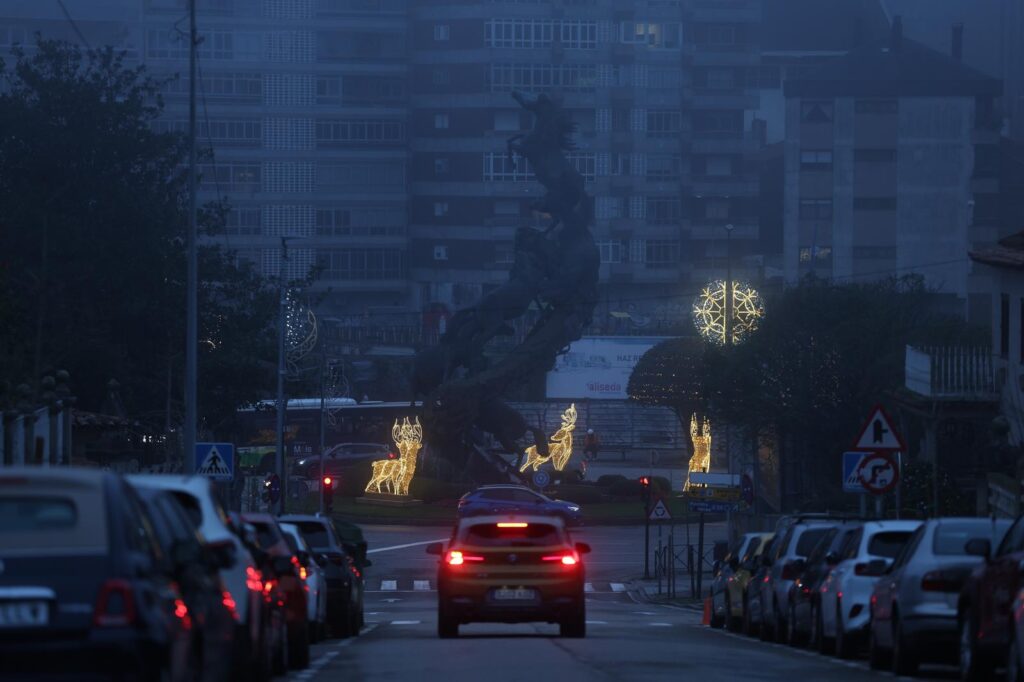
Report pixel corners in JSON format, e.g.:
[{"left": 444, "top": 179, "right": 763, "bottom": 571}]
[{"left": 413, "top": 91, "right": 600, "bottom": 477}]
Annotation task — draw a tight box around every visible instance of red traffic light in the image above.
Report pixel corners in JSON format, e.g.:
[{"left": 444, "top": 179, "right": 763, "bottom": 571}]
[
  {"left": 639, "top": 476, "right": 650, "bottom": 486},
  {"left": 323, "top": 476, "right": 333, "bottom": 487}
]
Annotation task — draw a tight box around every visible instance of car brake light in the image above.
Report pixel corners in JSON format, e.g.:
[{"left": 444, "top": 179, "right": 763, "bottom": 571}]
[
  {"left": 497, "top": 522, "right": 528, "bottom": 528},
  {"left": 245, "top": 566, "right": 263, "bottom": 592},
  {"left": 221, "top": 590, "right": 240, "bottom": 622},
  {"left": 173, "top": 598, "right": 192, "bottom": 630},
  {"left": 921, "top": 570, "right": 964, "bottom": 592},
  {"left": 542, "top": 553, "right": 579, "bottom": 566},
  {"left": 446, "top": 550, "right": 484, "bottom": 566},
  {"left": 299, "top": 566, "right": 308, "bottom": 580},
  {"left": 93, "top": 579, "right": 137, "bottom": 627}
]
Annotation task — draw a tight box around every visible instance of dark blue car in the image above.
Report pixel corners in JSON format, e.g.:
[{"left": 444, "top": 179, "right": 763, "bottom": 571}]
[{"left": 457, "top": 485, "right": 582, "bottom": 526}]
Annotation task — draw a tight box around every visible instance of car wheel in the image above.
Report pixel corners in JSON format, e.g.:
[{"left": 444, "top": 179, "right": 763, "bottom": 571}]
[
  {"left": 289, "top": 623, "right": 311, "bottom": 670},
  {"left": 560, "top": 603, "right": 586, "bottom": 638},
  {"left": 868, "top": 616, "right": 890, "bottom": 670},
  {"left": 725, "top": 592, "right": 739, "bottom": 632},
  {"left": 815, "top": 603, "right": 833, "bottom": 655},
  {"left": 960, "top": 614, "right": 993, "bottom": 681},
  {"left": 709, "top": 589, "right": 724, "bottom": 629},
  {"left": 438, "top": 601, "right": 458, "bottom": 639},
  {"left": 892, "top": 614, "right": 919, "bottom": 676},
  {"left": 759, "top": 597, "right": 773, "bottom": 642},
  {"left": 1009, "top": 631, "right": 1023, "bottom": 682},
  {"left": 808, "top": 602, "right": 820, "bottom": 650},
  {"left": 272, "top": 620, "right": 289, "bottom": 675},
  {"left": 835, "top": 600, "right": 853, "bottom": 659},
  {"left": 348, "top": 603, "right": 361, "bottom": 637},
  {"left": 787, "top": 603, "right": 802, "bottom": 647}
]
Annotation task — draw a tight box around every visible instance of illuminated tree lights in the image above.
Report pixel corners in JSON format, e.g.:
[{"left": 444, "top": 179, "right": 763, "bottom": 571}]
[
  {"left": 692, "top": 280, "right": 764, "bottom": 345},
  {"left": 520, "top": 404, "right": 578, "bottom": 472},
  {"left": 684, "top": 414, "right": 711, "bottom": 491},
  {"left": 365, "top": 417, "right": 423, "bottom": 496}
]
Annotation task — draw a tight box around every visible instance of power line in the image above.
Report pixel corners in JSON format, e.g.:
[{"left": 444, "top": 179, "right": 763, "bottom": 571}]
[{"left": 55, "top": 0, "right": 93, "bottom": 51}]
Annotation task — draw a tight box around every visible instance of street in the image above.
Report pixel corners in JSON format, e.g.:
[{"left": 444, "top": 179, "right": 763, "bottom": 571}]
[{"left": 283, "top": 525, "right": 958, "bottom": 682}]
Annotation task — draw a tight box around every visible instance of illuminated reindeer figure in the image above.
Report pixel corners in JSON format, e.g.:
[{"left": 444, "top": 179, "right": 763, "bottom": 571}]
[
  {"left": 365, "top": 417, "right": 423, "bottom": 496},
  {"left": 520, "top": 404, "right": 577, "bottom": 473},
  {"left": 684, "top": 414, "right": 711, "bottom": 491}
]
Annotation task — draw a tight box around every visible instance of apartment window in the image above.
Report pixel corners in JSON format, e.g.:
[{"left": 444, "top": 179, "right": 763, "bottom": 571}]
[
  {"left": 434, "top": 202, "right": 449, "bottom": 217},
  {"left": 315, "top": 207, "right": 405, "bottom": 237},
  {"left": 567, "top": 153, "right": 597, "bottom": 182},
  {"left": 645, "top": 240, "right": 680, "bottom": 267},
  {"left": 485, "top": 19, "right": 597, "bottom": 49},
  {"left": 316, "top": 76, "right": 342, "bottom": 104},
  {"left": 705, "top": 157, "right": 733, "bottom": 177},
  {"left": 799, "top": 199, "right": 833, "bottom": 219},
  {"left": 799, "top": 246, "right": 833, "bottom": 263},
  {"left": 433, "top": 24, "right": 450, "bottom": 41},
  {"left": 646, "top": 110, "right": 681, "bottom": 138},
  {"left": 489, "top": 63, "right": 597, "bottom": 92},
  {"left": 317, "top": 249, "right": 404, "bottom": 281},
  {"left": 432, "top": 69, "right": 450, "bottom": 85},
  {"left": 224, "top": 208, "right": 261, "bottom": 236},
  {"left": 647, "top": 197, "right": 681, "bottom": 224},
  {"left": 693, "top": 110, "right": 742, "bottom": 136},
  {"left": 705, "top": 199, "right": 730, "bottom": 220},
  {"left": 853, "top": 197, "right": 897, "bottom": 211},
  {"left": 648, "top": 67, "right": 682, "bottom": 89},
  {"left": 705, "top": 68, "right": 735, "bottom": 90},
  {"left": 854, "top": 149, "right": 897, "bottom": 163},
  {"left": 200, "top": 163, "right": 261, "bottom": 192},
  {"left": 495, "top": 244, "right": 515, "bottom": 264},
  {"left": 855, "top": 99, "right": 898, "bottom": 114},
  {"left": 620, "top": 22, "right": 681, "bottom": 48},
  {"left": 434, "top": 158, "right": 450, "bottom": 175},
  {"left": 483, "top": 152, "right": 531, "bottom": 182},
  {"left": 316, "top": 119, "right": 404, "bottom": 145},
  {"left": 434, "top": 113, "right": 450, "bottom": 129},
  {"left": 597, "top": 240, "right": 626, "bottom": 263},
  {"left": 201, "top": 119, "right": 261, "bottom": 145},
  {"left": 433, "top": 245, "right": 449, "bottom": 261},
  {"left": 646, "top": 155, "right": 680, "bottom": 181},
  {"left": 317, "top": 161, "right": 405, "bottom": 189},
  {"left": 705, "top": 25, "right": 736, "bottom": 46},
  {"left": 262, "top": 205, "right": 315, "bottom": 238},
  {"left": 800, "top": 150, "right": 833, "bottom": 171},
  {"left": 800, "top": 101, "right": 833, "bottom": 123},
  {"left": 1001, "top": 293, "right": 1010, "bottom": 358},
  {"left": 595, "top": 197, "right": 624, "bottom": 220}
]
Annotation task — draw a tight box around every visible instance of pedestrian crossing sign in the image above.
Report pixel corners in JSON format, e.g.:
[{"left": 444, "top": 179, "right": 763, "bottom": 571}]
[{"left": 195, "top": 442, "right": 234, "bottom": 481}]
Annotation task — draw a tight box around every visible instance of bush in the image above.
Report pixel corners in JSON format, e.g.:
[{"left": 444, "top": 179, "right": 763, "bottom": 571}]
[
  {"left": 548, "top": 484, "right": 607, "bottom": 504},
  {"left": 651, "top": 476, "right": 673, "bottom": 496},
  {"left": 408, "top": 477, "right": 470, "bottom": 503},
  {"left": 596, "top": 474, "right": 627, "bottom": 488},
  {"left": 608, "top": 478, "right": 643, "bottom": 498}
]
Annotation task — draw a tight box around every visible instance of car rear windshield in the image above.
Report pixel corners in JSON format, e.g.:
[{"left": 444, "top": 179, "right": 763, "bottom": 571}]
[
  {"left": 795, "top": 527, "right": 832, "bottom": 557},
  {"left": 0, "top": 493, "right": 107, "bottom": 553},
  {"left": 463, "top": 523, "right": 563, "bottom": 547},
  {"left": 293, "top": 521, "right": 332, "bottom": 550},
  {"left": 868, "top": 531, "right": 913, "bottom": 558},
  {"left": 250, "top": 521, "right": 279, "bottom": 550},
  {"left": 934, "top": 521, "right": 1005, "bottom": 556}
]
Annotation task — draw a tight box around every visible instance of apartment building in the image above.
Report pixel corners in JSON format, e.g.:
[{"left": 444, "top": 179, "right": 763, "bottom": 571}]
[{"left": 782, "top": 19, "right": 1001, "bottom": 308}]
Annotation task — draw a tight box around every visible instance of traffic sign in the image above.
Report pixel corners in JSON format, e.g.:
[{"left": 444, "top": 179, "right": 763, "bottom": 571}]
[
  {"left": 532, "top": 470, "right": 550, "bottom": 488},
  {"left": 688, "top": 472, "right": 740, "bottom": 487},
  {"left": 687, "top": 500, "right": 738, "bottom": 514},
  {"left": 842, "top": 452, "right": 868, "bottom": 493},
  {"left": 698, "top": 487, "right": 742, "bottom": 501},
  {"left": 854, "top": 405, "right": 905, "bottom": 451},
  {"left": 195, "top": 442, "right": 234, "bottom": 481},
  {"left": 648, "top": 498, "right": 672, "bottom": 522},
  {"left": 855, "top": 451, "right": 899, "bottom": 495}
]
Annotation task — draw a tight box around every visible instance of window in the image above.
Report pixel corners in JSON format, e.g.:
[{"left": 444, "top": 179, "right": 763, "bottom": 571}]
[
  {"left": 795, "top": 528, "right": 831, "bottom": 557},
  {"left": 485, "top": 19, "right": 597, "bottom": 49},
  {"left": 867, "top": 532, "right": 914, "bottom": 559},
  {"left": 317, "top": 249, "right": 405, "bottom": 281},
  {"left": 705, "top": 157, "right": 733, "bottom": 177},
  {"left": 434, "top": 113, "right": 450, "bottom": 129},
  {"left": 595, "top": 197, "right": 624, "bottom": 220},
  {"left": 646, "top": 155, "right": 680, "bottom": 181},
  {"left": 483, "top": 152, "right": 531, "bottom": 182},
  {"left": 693, "top": 110, "right": 742, "bottom": 135},
  {"left": 1001, "top": 294, "right": 1010, "bottom": 358},
  {"left": 705, "top": 199, "right": 730, "bottom": 220},
  {"left": 434, "top": 158, "right": 450, "bottom": 175},
  {"left": 799, "top": 246, "right": 832, "bottom": 263},
  {"left": 852, "top": 246, "right": 896, "bottom": 259},
  {"left": 646, "top": 110, "right": 681, "bottom": 138},
  {"left": 316, "top": 162, "right": 405, "bottom": 189},
  {"left": 316, "top": 76, "right": 342, "bottom": 104},
  {"left": 567, "top": 152, "right": 596, "bottom": 181},
  {"left": 621, "top": 22, "right": 681, "bottom": 48},
  {"left": 648, "top": 67, "right": 682, "bottom": 89},
  {"left": 433, "top": 24, "right": 450, "bottom": 41},
  {"left": 644, "top": 240, "right": 679, "bottom": 267},
  {"left": 705, "top": 68, "right": 735, "bottom": 90},
  {"left": 200, "top": 163, "right": 261, "bottom": 192},
  {"left": 647, "top": 197, "right": 681, "bottom": 224},
  {"left": 855, "top": 149, "right": 897, "bottom": 163},
  {"left": 800, "top": 101, "right": 833, "bottom": 123},
  {"left": 706, "top": 25, "right": 736, "bottom": 46},
  {"left": 316, "top": 119, "right": 404, "bottom": 145},
  {"left": 315, "top": 207, "right": 405, "bottom": 237},
  {"left": 998, "top": 517, "right": 1024, "bottom": 556},
  {"left": 433, "top": 245, "right": 448, "bottom": 261},
  {"left": 853, "top": 197, "right": 897, "bottom": 211},
  {"left": 799, "top": 199, "right": 833, "bottom": 219},
  {"left": 800, "top": 150, "right": 833, "bottom": 170},
  {"left": 597, "top": 240, "right": 626, "bottom": 263},
  {"left": 935, "top": 520, "right": 1008, "bottom": 556},
  {"left": 432, "top": 69, "right": 449, "bottom": 85},
  {"left": 434, "top": 202, "right": 449, "bottom": 217},
  {"left": 489, "top": 63, "right": 597, "bottom": 92},
  {"left": 225, "top": 208, "right": 261, "bottom": 235}
]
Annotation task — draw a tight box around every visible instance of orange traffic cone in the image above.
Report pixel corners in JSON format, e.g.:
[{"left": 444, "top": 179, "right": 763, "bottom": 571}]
[{"left": 702, "top": 597, "right": 712, "bottom": 626}]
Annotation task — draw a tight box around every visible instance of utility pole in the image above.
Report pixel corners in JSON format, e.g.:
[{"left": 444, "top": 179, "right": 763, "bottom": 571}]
[
  {"left": 276, "top": 237, "right": 289, "bottom": 514},
  {"left": 319, "top": 346, "right": 327, "bottom": 515},
  {"left": 724, "top": 223, "right": 734, "bottom": 347},
  {"left": 184, "top": 0, "right": 198, "bottom": 473}
]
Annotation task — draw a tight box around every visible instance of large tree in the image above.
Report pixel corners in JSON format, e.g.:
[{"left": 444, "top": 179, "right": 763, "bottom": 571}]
[{"left": 0, "top": 40, "right": 276, "bottom": 436}]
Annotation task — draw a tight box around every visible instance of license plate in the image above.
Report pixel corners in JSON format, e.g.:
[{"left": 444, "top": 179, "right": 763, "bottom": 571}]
[
  {"left": 0, "top": 601, "right": 48, "bottom": 627},
  {"left": 493, "top": 587, "right": 536, "bottom": 601}
]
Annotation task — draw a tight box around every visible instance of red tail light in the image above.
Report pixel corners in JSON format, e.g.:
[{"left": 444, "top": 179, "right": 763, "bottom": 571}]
[
  {"left": 446, "top": 550, "right": 484, "bottom": 566},
  {"left": 245, "top": 566, "right": 263, "bottom": 592},
  {"left": 221, "top": 590, "right": 240, "bottom": 622},
  {"left": 173, "top": 598, "right": 192, "bottom": 630},
  {"left": 542, "top": 553, "right": 579, "bottom": 566},
  {"left": 291, "top": 555, "right": 308, "bottom": 580},
  {"left": 93, "top": 579, "right": 137, "bottom": 627},
  {"left": 921, "top": 570, "right": 966, "bottom": 592}
]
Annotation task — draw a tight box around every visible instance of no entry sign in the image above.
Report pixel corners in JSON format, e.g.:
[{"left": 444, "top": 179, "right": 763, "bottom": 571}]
[{"left": 854, "top": 451, "right": 899, "bottom": 495}]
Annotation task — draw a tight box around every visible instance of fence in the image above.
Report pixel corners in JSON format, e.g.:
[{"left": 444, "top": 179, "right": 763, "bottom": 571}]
[{"left": 652, "top": 530, "right": 720, "bottom": 599}]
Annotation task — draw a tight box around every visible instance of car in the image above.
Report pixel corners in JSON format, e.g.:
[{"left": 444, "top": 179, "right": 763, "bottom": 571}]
[
  {"left": 785, "top": 523, "right": 856, "bottom": 647},
  {"left": 280, "top": 521, "right": 329, "bottom": 642},
  {"left": 128, "top": 474, "right": 268, "bottom": 681},
  {"left": 741, "top": 533, "right": 780, "bottom": 636},
  {"left": 957, "top": 515, "right": 1024, "bottom": 679},
  {"left": 242, "top": 513, "right": 311, "bottom": 670},
  {"left": 709, "top": 532, "right": 768, "bottom": 630},
  {"left": 135, "top": 485, "right": 238, "bottom": 682},
  {"left": 869, "top": 517, "right": 1010, "bottom": 675},
  {"left": 279, "top": 514, "right": 367, "bottom": 637},
  {"left": 758, "top": 516, "right": 840, "bottom": 642},
  {"left": 815, "top": 520, "right": 921, "bottom": 657},
  {"left": 0, "top": 467, "right": 196, "bottom": 680},
  {"left": 427, "top": 514, "right": 591, "bottom": 638},
  {"left": 457, "top": 485, "right": 582, "bottom": 526},
  {"left": 1006, "top": 586, "right": 1024, "bottom": 682}
]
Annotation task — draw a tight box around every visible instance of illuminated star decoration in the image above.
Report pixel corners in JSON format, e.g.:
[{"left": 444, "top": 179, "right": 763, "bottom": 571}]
[
  {"left": 692, "top": 280, "right": 764, "bottom": 345},
  {"left": 684, "top": 414, "right": 711, "bottom": 491},
  {"left": 365, "top": 417, "right": 423, "bottom": 496}
]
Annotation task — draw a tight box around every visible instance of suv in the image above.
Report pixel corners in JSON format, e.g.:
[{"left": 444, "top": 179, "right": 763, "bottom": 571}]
[{"left": 458, "top": 485, "right": 582, "bottom": 526}]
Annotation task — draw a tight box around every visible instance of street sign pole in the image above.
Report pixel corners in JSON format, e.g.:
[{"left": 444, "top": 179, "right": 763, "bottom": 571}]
[
  {"left": 644, "top": 505, "right": 650, "bottom": 579},
  {"left": 696, "top": 512, "right": 705, "bottom": 597}
]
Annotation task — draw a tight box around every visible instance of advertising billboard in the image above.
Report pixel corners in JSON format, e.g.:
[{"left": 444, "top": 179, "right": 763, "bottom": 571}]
[{"left": 545, "top": 336, "right": 668, "bottom": 400}]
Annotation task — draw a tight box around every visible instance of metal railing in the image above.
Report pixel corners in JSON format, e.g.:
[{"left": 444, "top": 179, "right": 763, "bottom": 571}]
[{"left": 905, "top": 345, "right": 998, "bottom": 400}]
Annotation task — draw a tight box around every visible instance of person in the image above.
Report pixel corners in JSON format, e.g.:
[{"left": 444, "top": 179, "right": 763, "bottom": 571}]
[{"left": 583, "top": 429, "right": 600, "bottom": 462}]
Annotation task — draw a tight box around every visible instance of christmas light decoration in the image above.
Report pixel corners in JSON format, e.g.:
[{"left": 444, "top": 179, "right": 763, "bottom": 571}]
[
  {"left": 365, "top": 417, "right": 423, "bottom": 496},
  {"left": 520, "top": 404, "right": 578, "bottom": 472},
  {"left": 684, "top": 414, "right": 711, "bottom": 491},
  {"left": 285, "top": 290, "right": 318, "bottom": 372},
  {"left": 693, "top": 280, "right": 764, "bottom": 345}
]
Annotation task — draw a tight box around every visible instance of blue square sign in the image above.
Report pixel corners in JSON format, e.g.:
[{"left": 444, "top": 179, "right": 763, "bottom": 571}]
[
  {"left": 842, "top": 451, "right": 867, "bottom": 493},
  {"left": 195, "top": 442, "right": 234, "bottom": 481}
]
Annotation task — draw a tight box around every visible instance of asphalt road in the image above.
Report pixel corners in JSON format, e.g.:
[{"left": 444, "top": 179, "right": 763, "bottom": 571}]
[{"left": 278, "top": 524, "right": 961, "bottom": 681}]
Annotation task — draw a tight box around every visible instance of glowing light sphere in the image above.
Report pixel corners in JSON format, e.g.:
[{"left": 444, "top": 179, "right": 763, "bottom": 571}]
[{"left": 692, "top": 280, "right": 764, "bottom": 345}]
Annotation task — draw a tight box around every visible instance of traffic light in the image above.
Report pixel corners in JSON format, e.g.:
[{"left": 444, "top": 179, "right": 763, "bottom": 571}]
[
  {"left": 639, "top": 476, "right": 651, "bottom": 505},
  {"left": 323, "top": 476, "right": 334, "bottom": 512}
]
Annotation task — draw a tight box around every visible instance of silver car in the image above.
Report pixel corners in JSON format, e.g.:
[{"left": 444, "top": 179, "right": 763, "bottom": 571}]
[
  {"left": 280, "top": 522, "right": 329, "bottom": 641},
  {"left": 868, "top": 517, "right": 1010, "bottom": 675}
]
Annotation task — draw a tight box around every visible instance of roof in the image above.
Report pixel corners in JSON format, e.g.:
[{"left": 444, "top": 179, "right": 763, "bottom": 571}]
[
  {"left": 970, "top": 232, "right": 1024, "bottom": 270},
  {"left": 761, "top": 0, "right": 890, "bottom": 53},
  {"left": 785, "top": 37, "right": 1001, "bottom": 98}
]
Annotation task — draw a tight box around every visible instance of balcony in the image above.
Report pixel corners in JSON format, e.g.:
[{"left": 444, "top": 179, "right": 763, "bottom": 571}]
[{"left": 904, "top": 346, "right": 999, "bottom": 401}]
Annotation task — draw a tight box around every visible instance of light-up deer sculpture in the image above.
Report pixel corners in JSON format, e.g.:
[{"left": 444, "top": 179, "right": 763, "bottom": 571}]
[{"left": 365, "top": 417, "right": 423, "bottom": 496}]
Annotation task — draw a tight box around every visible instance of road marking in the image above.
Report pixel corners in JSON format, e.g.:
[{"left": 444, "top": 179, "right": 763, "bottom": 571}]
[
  {"left": 634, "top": 611, "right": 656, "bottom": 615},
  {"left": 290, "top": 624, "right": 377, "bottom": 680},
  {"left": 381, "top": 580, "right": 397, "bottom": 591},
  {"left": 649, "top": 622, "right": 673, "bottom": 627},
  {"left": 584, "top": 583, "right": 594, "bottom": 592},
  {"left": 414, "top": 580, "right": 431, "bottom": 591},
  {"left": 586, "top": 620, "right": 607, "bottom": 625},
  {"left": 610, "top": 583, "right": 626, "bottom": 592},
  {"left": 367, "top": 539, "right": 448, "bottom": 554},
  {"left": 390, "top": 620, "right": 421, "bottom": 625}
]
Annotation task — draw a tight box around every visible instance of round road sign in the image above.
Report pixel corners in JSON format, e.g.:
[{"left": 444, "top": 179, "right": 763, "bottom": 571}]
[
  {"left": 855, "top": 451, "right": 899, "bottom": 495},
  {"left": 532, "top": 470, "right": 550, "bottom": 488}
]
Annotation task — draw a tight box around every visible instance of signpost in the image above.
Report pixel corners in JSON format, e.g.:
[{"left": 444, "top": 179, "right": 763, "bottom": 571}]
[
  {"left": 854, "top": 405, "right": 906, "bottom": 452},
  {"left": 195, "top": 442, "right": 234, "bottom": 481},
  {"left": 687, "top": 500, "right": 738, "bottom": 514},
  {"left": 649, "top": 498, "right": 672, "bottom": 522},
  {"left": 845, "top": 405, "right": 905, "bottom": 517}
]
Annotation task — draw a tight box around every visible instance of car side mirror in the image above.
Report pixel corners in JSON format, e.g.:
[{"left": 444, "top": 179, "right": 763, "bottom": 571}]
[
  {"left": 272, "top": 555, "right": 295, "bottom": 577},
  {"left": 965, "top": 538, "right": 992, "bottom": 561},
  {"left": 825, "top": 552, "right": 839, "bottom": 566},
  {"left": 426, "top": 542, "right": 444, "bottom": 556},
  {"left": 207, "top": 539, "right": 237, "bottom": 570},
  {"left": 575, "top": 542, "right": 591, "bottom": 555}
]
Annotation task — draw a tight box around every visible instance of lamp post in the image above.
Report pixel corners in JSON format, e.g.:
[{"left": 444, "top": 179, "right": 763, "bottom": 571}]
[
  {"left": 275, "top": 236, "right": 293, "bottom": 514},
  {"left": 724, "top": 223, "right": 734, "bottom": 346},
  {"left": 184, "top": 0, "right": 198, "bottom": 474}
]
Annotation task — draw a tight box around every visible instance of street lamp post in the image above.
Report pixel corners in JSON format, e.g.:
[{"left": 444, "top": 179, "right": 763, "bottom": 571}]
[
  {"left": 184, "top": 0, "right": 198, "bottom": 473},
  {"left": 724, "top": 223, "right": 734, "bottom": 347},
  {"left": 275, "top": 236, "right": 291, "bottom": 514}
]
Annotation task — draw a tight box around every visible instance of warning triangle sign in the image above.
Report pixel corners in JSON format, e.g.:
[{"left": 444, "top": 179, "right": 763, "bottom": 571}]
[
  {"left": 197, "top": 446, "right": 231, "bottom": 477},
  {"left": 854, "top": 405, "right": 905, "bottom": 451},
  {"left": 648, "top": 498, "right": 672, "bottom": 522}
]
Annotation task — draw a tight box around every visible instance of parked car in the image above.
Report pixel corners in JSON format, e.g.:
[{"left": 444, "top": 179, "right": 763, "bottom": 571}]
[
  {"left": 0, "top": 468, "right": 196, "bottom": 680},
  {"left": 787, "top": 523, "right": 861, "bottom": 647},
  {"left": 758, "top": 516, "right": 839, "bottom": 641},
  {"left": 279, "top": 514, "right": 367, "bottom": 637},
  {"left": 729, "top": 533, "right": 773, "bottom": 635},
  {"left": 709, "top": 532, "right": 767, "bottom": 629},
  {"left": 457, "top": 485, "right": 582, "bottom": 526},
  {"left": 135, "top": 485, "right": 238, "bottom": 682},
  {"left": 242, "top": 513, "right": 311, "bottom": 670},
  {"left": 128, "top": 474, "right": 268, "bottom": 681},
  {"left": 1005, "top": 586, "right": 1024, "bottom": 682},
  {"left": 869, "top": 517, "right": 1010, "bottom": 675},
  {"left": 815, "top": 520, "right": 921, "bottom": 657},
  {"left": 958, "top": 515, "right": 1024, "bottom": 679},
  {"left": 280, "top": 521, "right": 329, "bottom": 642}
]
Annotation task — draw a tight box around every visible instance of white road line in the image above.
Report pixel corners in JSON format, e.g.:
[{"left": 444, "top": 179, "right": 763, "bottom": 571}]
[
  {"left": 381, "top": 579, "right": 398, "bottom": 591},
  {"left": 413, "top": 580, "right": 431, "bottom": 591},
  {"left": 610, "top": 583, "right": 626, "bottom": 592},
  {"left": 584, "top": 582, "right": 594, "bottom": 592},
  {"left": 649, "top": 622, "right": 673, "bottom": 627},
  {"left": 586, "top": 620, "right": 608, "bottom": 625},
  {"left": 289, "top": 625, "right": 377, "bottom": 681},
  {"left": 367, "top": 539, "right": 448, "bottom": 554},
  {"left": 390, "top": 620, "right": 421, "bottom": 625}
]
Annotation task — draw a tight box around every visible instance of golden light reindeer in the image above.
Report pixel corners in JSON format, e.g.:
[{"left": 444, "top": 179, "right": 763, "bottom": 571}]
[
  {"left": 520, "top": 404, "right": 577, "bottom": 473},
  {"left": 684, "top": 414, "right": 711, "bottom": 491},
  {"left": 365, "top": 417, "right": 423, "bottom": 496}
]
